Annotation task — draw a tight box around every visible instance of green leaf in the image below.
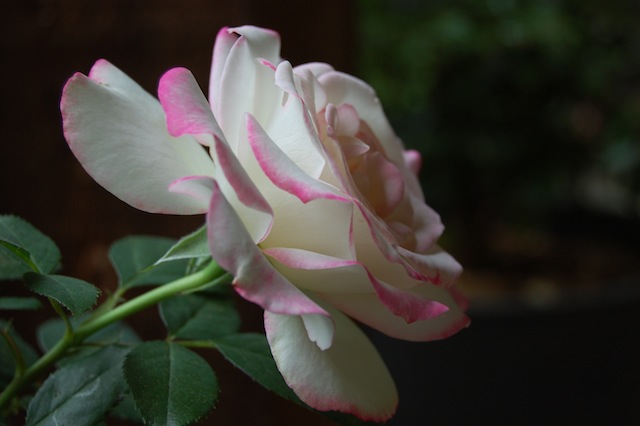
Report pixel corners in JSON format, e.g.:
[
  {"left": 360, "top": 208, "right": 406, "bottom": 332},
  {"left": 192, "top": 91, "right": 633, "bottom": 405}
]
[
  {"left": 26, "top": 345, "right": 130, "bottom": 426},
  {"left": 160, "top": 294, "right": 240, "bottom": 341},
  {"left": 156, "top": 226, "right": 210, "bottom": 264},
  {"left": 0, "top": 215, "right": 60, "bottom": 277},
  {"left": 23, "top": 273, "right": 100, "bottom": 316},
  {"left": 123, "top": 341, "right": 218, "bottom": 426},
  {"left": 0, "top": 320, "right": 39, "bottom": 384},
  {"left": 108, "top": 391, "right": 144, "bottom": 424},
  {"left": 108, "top": 236, "right": 189, "bottom": 289},
  {"left": 0, "top": 296, "right": 42, "bottom": 311},
  {"left": 214, "top": 333, "right": 299, "bottom": 403}
]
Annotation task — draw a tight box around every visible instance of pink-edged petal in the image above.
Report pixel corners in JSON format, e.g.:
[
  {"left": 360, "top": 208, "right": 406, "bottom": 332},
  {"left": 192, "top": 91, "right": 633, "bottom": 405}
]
[
  {"left": 265, "top": 307, "right": 397, "bottom": 421},
  {"left": 158, "top": 66, "right": 271, "bottom": 213},
  {"left": 159, "top": 67, "right": 224, "bottom": 146},
  {"left": 158, "top": 66, "right": 274, "bottom": 242},
  {"left": 246, "top": 114, "right": 348, "bottom": 203},
  {"left": 397, "top": 246, "right": 463, "bottom": 287},
  {"left": 264, "top": 247, "right": 358, "bottom": 270},
  {"left": 366, "top": 271, "right": 449, "bottom": 323},
  {"left": 353, "top": 197, "right": 450, "bottom": 287},
  {"left": 320, "top": 284, "right": 470, "bottom": 342},
  {"left": 211, "top": 136, "right": 272, "bottom": 215},
  {"left": 213, "top": 26, "right": 282, "bottom": 150},
  {"left": 319, "top": 71, "right": 404, "bottom": 165},
  {"left": 387, "top": 193, "right": 445, "bottom": 254},
  {"left": 353, "top": 201, "right": 423, "bottom": 281},
  {"left": 263, "top": 248, "right": 371, "bottom": 293},
  {"left": 62, "top": 60, "right": 214, "bottom": 214},
  {"left": 206, "top": 180, "right": 327, "bottom": 317},
  {"left": 211, "top": 135, "right": 274, "bottom": 244},
  {"left": 265, "top": 246, "right": 447, "bottom": 323},
  {"left": 168, "top": 175, "right": 214, "bottom": 209}
]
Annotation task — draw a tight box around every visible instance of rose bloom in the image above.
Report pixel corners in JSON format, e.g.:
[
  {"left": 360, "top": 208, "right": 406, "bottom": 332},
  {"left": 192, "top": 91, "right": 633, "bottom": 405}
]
[{"left": 61, "top": 26, "right": 469, "bottom": 421}]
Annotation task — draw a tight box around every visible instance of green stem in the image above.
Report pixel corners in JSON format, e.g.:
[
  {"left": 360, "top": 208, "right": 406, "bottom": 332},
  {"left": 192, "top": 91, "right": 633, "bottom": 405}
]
[
  {"left": 0, "top": 260, "right": 225, "bottom": 412},
  {"left": 0, "top": 328, "right": 72, "bottom": 414},
  {"left": 75, "top": 261, "right": 223, "bottom": 341}
]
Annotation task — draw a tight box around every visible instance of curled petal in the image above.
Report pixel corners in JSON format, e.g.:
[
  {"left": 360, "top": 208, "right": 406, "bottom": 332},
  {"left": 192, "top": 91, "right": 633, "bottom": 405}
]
[
  {"left": 211, "top": 137, "right": 272, "bottom": 215},
  {"left": 366, "top": 272, "right": 449, "bottom": 323},
  {"left": 246, "top": 114, "right": 348, "bottom": 204},
  {"left": 206, "top": 179, "right": 327, "bottom": 317},
  {"left": 397, "top": 246, "right": 463, "bottom": 287},
  {"left": 263, "top": 247, "right": 370, "bottom": 293},
  {"left": 265, "top": 247, "right": 448, "bottom": 323},
  {"left": 159, "top": 67, "right": 224, "bottom": 146},
  {"left": 320, "top": 285, "right": 470, "bottom": 342},
  {"left": 265, "top": 307, "right": 398, "bottom": 421},
  {"left": 319, "top": 71, "right": 404, "bottom": 165},
  {"left": 62, "top": 60, "right": 214, "bottom": 214}
]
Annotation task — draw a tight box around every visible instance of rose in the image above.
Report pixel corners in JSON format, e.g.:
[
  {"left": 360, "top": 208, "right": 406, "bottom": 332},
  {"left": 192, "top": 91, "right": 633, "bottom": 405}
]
[{"left": 61, "top": 25, "right": 469, "bottom": 421}]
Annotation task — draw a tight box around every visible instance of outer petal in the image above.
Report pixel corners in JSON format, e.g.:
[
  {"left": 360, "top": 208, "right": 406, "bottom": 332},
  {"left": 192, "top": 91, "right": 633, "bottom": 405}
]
[
  {"left": 206, "top": 179, "right": 327, "bottom": 317},
  {"left": 61, "top": 60, "right": 214, "bottom": 214},
  {"left": 265, "top": 307, "right": 398, "bottom": 421},
  {"left": 320, "top": 285, "right": 470, "bottom": 342},
  {"left": 158, "top": 67, "right": 273, "bottom": 243}
]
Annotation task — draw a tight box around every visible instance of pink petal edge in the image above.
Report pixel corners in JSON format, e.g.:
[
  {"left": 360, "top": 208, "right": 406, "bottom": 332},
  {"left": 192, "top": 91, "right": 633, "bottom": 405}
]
[{"left": 206, "top": 179, "right": 327, "bottom": 317}]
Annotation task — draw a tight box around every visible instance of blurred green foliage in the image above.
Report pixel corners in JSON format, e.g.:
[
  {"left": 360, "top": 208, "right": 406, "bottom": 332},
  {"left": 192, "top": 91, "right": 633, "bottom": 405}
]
[{"left": 357, "top": 0, "right": 640, "bottom": 256}]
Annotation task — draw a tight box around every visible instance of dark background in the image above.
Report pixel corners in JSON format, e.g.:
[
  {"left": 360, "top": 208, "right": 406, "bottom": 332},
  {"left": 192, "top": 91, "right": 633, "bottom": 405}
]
[{"left": 2, "top": 0, "right": 639, "bottom": 425}]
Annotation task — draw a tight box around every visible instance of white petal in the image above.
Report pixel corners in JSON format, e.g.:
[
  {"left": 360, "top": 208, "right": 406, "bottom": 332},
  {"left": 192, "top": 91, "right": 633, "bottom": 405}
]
[{"left": 265, "top": 306, "right": 397, "bottom": 421}]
